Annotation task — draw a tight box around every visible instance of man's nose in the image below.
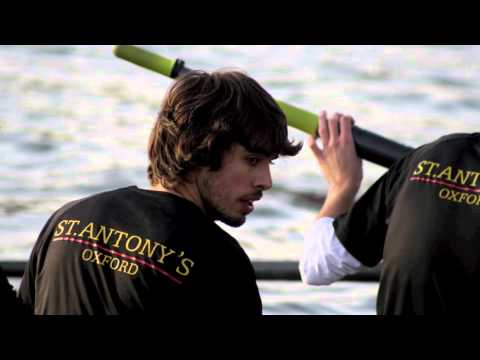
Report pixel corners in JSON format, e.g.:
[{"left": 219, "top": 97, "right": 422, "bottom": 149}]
[{"left": 255, "top": 164, "right": 273, "bottom": 191}]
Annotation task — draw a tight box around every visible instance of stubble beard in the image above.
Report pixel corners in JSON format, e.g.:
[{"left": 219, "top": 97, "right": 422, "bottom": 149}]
[{"left": 197, "top": 174, "right": 246, "bottom": 228}]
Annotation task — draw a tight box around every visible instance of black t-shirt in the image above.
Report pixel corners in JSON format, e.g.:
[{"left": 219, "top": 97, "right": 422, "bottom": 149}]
[
  {"left": 19, "top": 186, "right": 262, "bottom": 315},
  {"left": 334, "top": 133, "right": 480, "bottom": 314}
]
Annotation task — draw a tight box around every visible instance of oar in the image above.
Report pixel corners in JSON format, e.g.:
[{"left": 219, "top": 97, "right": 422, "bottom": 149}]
[
  {"left": 113, "top": 45, "right": 414, "bottom": 168},
  {"left": 0, "top": 260, "right": 380, "bottom": 282}
]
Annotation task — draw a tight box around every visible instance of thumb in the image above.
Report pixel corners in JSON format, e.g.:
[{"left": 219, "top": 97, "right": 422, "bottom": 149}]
[{"left": 308, "top": 135, "right": 324, "bottom": 161}]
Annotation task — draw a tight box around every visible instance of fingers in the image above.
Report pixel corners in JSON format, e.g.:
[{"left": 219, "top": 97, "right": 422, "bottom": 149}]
[
  {"left": 308, "top": 135, "right": 323, "bottom": 161},
  {"left": 317, "top": 110, "right": 329, "bottom": 149},
  {"left": 317, "top": 110, "right": 355, "bottom": 147},
  {"left": 328, "top": 113, "right": 341, "bottom": 144},
  {"left": 339, "top": 114, "right": 354, "bottom": 144}
]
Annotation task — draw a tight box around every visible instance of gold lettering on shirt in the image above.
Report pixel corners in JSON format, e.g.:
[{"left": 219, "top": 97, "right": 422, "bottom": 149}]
[{"left": 52, "top": 219, "right": 196, "bottom": 279}]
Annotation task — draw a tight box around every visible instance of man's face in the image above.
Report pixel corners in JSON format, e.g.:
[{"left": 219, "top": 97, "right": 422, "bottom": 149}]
[{"left": 196, "top": 144, "right": 274, "bottom": 227}]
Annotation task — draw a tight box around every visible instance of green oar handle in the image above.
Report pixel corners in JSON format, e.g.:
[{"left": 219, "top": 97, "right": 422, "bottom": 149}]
[
  {"left": 114, "top": 45, "right": 176, "bottom": 78},
  {"left": 113, "top": 45, "right": 413, "bottom": 167}
]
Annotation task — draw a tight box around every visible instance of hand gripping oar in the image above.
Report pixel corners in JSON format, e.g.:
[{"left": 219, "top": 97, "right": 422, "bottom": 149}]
[{"left": 114, "top": 45, "right": 414, "bottom": 168}]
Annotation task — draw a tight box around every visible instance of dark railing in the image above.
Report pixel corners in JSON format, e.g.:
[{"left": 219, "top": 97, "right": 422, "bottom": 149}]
[{"left": 1, "top": 260, "right": 380, "bottom": 282}]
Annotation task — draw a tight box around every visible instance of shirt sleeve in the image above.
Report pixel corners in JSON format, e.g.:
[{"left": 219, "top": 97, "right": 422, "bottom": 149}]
[
  {"left": 299, "top": 217, "right": 369, "bottom": 285},
  {"left": 333, "top": 152, "right": 414, "bottom": 267}
]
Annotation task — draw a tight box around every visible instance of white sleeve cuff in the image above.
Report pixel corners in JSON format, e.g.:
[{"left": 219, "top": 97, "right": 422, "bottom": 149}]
[{"left": 299, "top": 217, "right": 366, "bottom": 286}]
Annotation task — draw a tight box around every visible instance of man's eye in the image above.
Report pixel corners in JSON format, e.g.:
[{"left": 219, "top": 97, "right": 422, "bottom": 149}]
[{"left": 248, "top": 157, "right": 259, "bottom": 166}]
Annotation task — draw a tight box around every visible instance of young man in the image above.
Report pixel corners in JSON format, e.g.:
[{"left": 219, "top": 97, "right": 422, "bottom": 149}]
[
  {"left": 19, "top": 70, "right": 302, "bottom": 315},
  {"left": 300, "top": 110, "right": 480, "bottom": 314}
]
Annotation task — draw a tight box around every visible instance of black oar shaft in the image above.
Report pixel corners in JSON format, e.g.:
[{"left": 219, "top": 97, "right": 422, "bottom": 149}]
[{"left": 0, "top": 261, "right": 380, "bottom": 282}]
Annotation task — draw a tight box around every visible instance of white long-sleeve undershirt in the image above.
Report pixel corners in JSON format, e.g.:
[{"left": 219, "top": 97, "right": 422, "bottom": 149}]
[{"left": 299, "top": 217, "right": 368, "bottom": 285}]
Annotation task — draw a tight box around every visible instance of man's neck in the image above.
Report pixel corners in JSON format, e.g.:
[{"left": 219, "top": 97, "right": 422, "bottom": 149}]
[{"left": 150, "top": 182, "right": 205, "bottom": 214}]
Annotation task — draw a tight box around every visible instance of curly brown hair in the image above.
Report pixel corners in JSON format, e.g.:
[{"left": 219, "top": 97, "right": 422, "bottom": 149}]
[{"left": 147, "top": 69, "right": 302, "bottom": 189}]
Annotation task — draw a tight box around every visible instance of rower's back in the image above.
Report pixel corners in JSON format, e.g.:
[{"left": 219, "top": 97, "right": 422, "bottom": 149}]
[
  {"left": 18, "top": 186, "right": 262, "bottom": 315},
  {"left": 335, "top": 133, "right": 480, "bottom": 314}
]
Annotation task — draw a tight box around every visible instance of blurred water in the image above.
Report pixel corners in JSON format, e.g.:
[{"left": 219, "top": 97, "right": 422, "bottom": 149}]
[{"left": 2, "top": 45, "right": 480, "bottom": 314}]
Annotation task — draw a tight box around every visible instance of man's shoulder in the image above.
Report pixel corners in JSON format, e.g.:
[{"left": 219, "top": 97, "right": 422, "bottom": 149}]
[
  {"left": 407, "top": 132, "right": 480, "bottom": 163},
  {"left": 61, "top": 186, "right": 130, "bottom": 206},
  {"left": 424, "top": 132, "right": 480, "bottom": 150},
  {"left": 209, "top": 223, "right": 253, "bottom": 262},
  {"left": 208, "top": 222, "right": 239, "bottom": 245},
  {"left": 49, "top": 187, "right": 134, "bottom": 221}
]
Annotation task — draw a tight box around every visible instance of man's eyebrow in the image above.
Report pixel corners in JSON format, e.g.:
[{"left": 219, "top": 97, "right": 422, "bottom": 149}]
[
  {"left": 245, "top": 151, "right": 278, "bottom": 160},
  {"left": 245, "top": 151, "right": 266, "bottom": 157}
]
